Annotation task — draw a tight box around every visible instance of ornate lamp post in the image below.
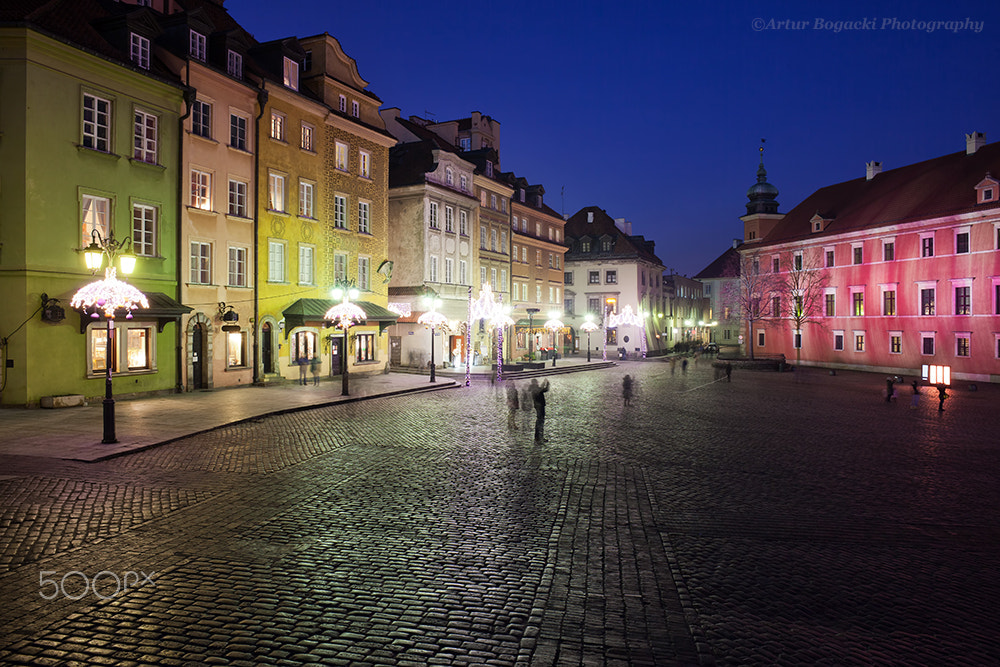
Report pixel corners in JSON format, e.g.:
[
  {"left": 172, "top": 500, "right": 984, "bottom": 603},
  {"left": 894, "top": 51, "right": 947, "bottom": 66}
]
[
  {"left": 418, "top": 294, "right": 446, "bottom": 383},
  {"left": 71, "top": 230, "right": 147, "bottom": 444},
  {"left": 325, "top": 286, "right": 363, "bottom": 396},
  {"left": 544, "top": 311, "right": 564, "bottom": 367},
  {"left": 581, "top": 313, "right": 599, "bottom": 363}
]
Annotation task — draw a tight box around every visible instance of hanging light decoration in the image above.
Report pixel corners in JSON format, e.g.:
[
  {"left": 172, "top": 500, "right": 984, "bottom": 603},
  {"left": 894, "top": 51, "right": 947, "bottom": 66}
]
[{"left": 70, "top": 266, "right": 149, "bottom": 319}]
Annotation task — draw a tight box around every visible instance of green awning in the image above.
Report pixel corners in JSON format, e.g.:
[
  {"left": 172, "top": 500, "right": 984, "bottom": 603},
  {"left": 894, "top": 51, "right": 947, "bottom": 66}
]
[{"left": 281, "top": 298, "right": 398, "bottom": 337}]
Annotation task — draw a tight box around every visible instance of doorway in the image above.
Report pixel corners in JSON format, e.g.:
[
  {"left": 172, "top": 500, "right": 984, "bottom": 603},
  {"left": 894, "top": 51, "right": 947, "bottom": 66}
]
[
  {"left": 192, "top": 323, "right": 206, "bottom": 389},
  {"left": 261, "top": 322, "right": 273, "bottom": 374}
]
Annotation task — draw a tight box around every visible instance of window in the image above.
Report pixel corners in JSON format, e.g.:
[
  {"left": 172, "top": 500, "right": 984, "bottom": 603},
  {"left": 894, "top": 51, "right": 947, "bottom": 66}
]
[
  {"left": 564, "top": 272, "right": 573, "bottom": 285},
  {"left": 268, "top": 240, "right": 285, "bottom": 282},
  {"left": 429, "top": 202, "right": 439, "bottom": 230},
  {"left": 512, "top": 282, "right": 519, "bottom": 301},
  {"left": 883, "top": 289, "right": 896, "bottom": 316},
  {"left": 133, "top": 110, "right": 158, "bottom": 163},
  {"left": 852, "top": 291, "right": 864, "bottom": 316},
  {"left": 351, "top": 100, "right": 360, "bottom": 117},
  {"left": 130, "top": 33, "right": 150, "bottom": 69},
  {"left": 589, "top": 271, "right": 600, "bottom": 285},
  {"left": 922, "top": 334, "right": 935, "bottom": 355},
  {"left": 445, "top": 206, "right": 454, "bottom": 232},
  {"left": 956, "top": 230, "right": 970, "bottom": 254},
  {"left": 522, "top": 247, "right": 527, "bottom": 263},
  {"left": 824, "top": 292, "right": 836, "bottom": 317},
  {"left": 490, "top": 194, "right": 497, "bottom": 209},
  {"left": 334, "top": 253, "right": 347, "bottom": 283},
  {"left": 338, "top": 95, "right": 347, "bottom": 113},
  {"left": 298, "top": 245, "right": 314, "bottom": 284},
  {"left": 459, "top": 260, "right": 467, "bottom": 285},
  {"left": 190, "top": 241, "right": 211, "bottom": 284},
  {"left": 189, "top": 30, "right": 207, "bottom": 61},
  {"left": 491, "top": 228, "right": 498, "bottom": 251},
  {"left": 359, "top": 150, "right": 371, "bottom": 178},
  {"left": 460, "top": 174, "right": 468, "bottom": 192},
  {"left": 429, "top": 256, "right": 438, "bottom": 282},
  {"left": 283, "top": 56, "right": 299, "bottom": 90},
  {"left": 582, "top": 241, "right": 591, "bottom": 253},
  {"left": 227, "top": 50, "right": 243, "bottom": 78},
  {"left": 445, "top": 258, "right": 454, "bottom": 283},
  {"left": 535, "top": 250, "right": 541, "bottom": 265},
  {"left": 268, "top": 173, "right": 285, "bottom": 212},
  {"left": 491, "top": 267, "right": 497, "bottom": 290},
  {"left": 270, "top": 111, "right": 285, "bottom": 141},
  {"left": 335, "top": 142, "right": 348, "bottom": 170},
  {"left": 190, "top": 169, "right": 211, "bottom": 210},
  {"left": 834, "top": 331, "right": 844, "bottom": 351},
  {"left": 226, "top": 331, "right": 247, "bottom": 368},
  {"left": 83, "top": 93, "right": 111, "bottom": 152},
  {"left": 81, "top": 194, "right": 110, "bottom": 247},
  {"left": 854, "top": 333, "right": 865, "bottom": 352},
  {"left": 956, "top": 334, "right": 970, "bottom": 357},
  {"left": 132, "top": 204, "right": 156, "bottom": 257},
  {"left": 921, "top": 288, "right": 935, "bottom": 316},
  {"left": 890, "top": 333, "right": 902, "bottom": 354},
  {"left": 606, "top": 270, "right": 617, "bottom": 284},
  {"left": 501, "top": 269, "right": 507, "bottom": 291},
  {"left": 536, "top": 284, "right": 542, "bottom": 303},
  {"left": 602, "top": 240, "right": 612, "bottom": 252},
  {"left": 356, "top": 333, "right": 374, "bottom": 362},
  {"left": 230, "top": 114, "right": 248, "bottom": 150},
  {"left": 757, "top": 330, "right": 765, "bottom": 347},
  {"left": 228, "top": 179, "right": 248, "bottom": 217},
  {"left": 921, "top": 235, "right": 934, "bottom": 257},
  {"left": 191, "top": 100, "right": 211, "bottom": 138},
  {"left": 480, "top": 225, "right": 487, "bottom": 249},
  {"left": 772, "top": 257, "right": 780, "bottom": 272},
  {"left": 459, "top": 210, "right": 468, "bottom": 236},
  {"left": 358, "top": 201, "right": 370, "bottom": 234},
  {"left": 334, "top": 195, "right": 347, "bottom": 229},
  {"left": 358, "top": 256, "right": 370, "bottom": 290},
  {"left": 300, "top": 123, "right": 314, "bottom": 151},
  {"left": 793, "top": 253, "right": 803, "bottom": 271},
  {"left": 955, "top": 285, "right": 971, "bottom": 315},
  {"left": 852, "top": 244, "right": 863, "bottom": 265},
  {"left": 88, "top": 323, "right": 154, "bottom": 375},
  {"left": 772, "top": 296, "right": 781, "bottom": 316},
  {"left": 299, "top": 181, "right": 314, "bottom": 218},
  {"left": 228, "top": 246, "right": 247, "bottom": 287},
  {"left": 883, "top": 241, "right": 895, "bottom": 262},
  {"left": 445, "top": 168, "right": 453, "bottom": 186},
  {"left": 501, "top": 232, "right": 507, "bottom": 253},
  {"left": 793, "top": 330, "right": 802, "bottom": 349}
]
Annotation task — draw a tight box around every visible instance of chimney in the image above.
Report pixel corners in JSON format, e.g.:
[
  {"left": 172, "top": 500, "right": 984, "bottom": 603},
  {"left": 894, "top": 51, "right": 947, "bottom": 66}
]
[
  {"left": 614, "top": 218, "right": 632, "bottom": 235},
  {"left": 587, "top": 211, "right": 594, "bottom": 223},
  {"left": 866, "top": 161, "right": 882, "bottom": 180},
  {"left": 732, "top": 238, "right": 741, "bottom": 249},
  {"left": 967, "top": 132, "right": 986, "bottom": 155}
]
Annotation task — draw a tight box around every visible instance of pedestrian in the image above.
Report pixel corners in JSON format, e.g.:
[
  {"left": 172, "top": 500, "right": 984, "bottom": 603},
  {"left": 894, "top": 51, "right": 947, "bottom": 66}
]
[
  {"left": 885, "top": 377, "right": 895, "bottom": 402},
  {"left": 297, "top": 355, "right": 308, "bottom": 385},
  {"left": 310, "top": 355, "right": 320, "bottom": 385},
  {"left": 725, "top": 362, "right": 732, "bottom": 382},
  {"left": 670, "top": 357, "right": 677, "bottom": 375},
  {"left": 530, "top": 378, "right": 550, "bottom": 443},
  {"left": 506, "top": 381, "right": 520, "bottom": 430},
  {"left": 910, "top": 380, "right": 920, "bottom": 409},
  {"left": 936, "top": 383, "right": 948, "bottom": 411},
  {"left": 622, "top": 374, "right": 633, "bottom": 406},
  {"left": 681, "top": 358, "right": 688, "bottom": 374}
]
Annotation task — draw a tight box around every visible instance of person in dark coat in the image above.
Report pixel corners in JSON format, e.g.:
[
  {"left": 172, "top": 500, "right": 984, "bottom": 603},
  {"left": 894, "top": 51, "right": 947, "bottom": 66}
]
[
  {"left": 506, "top": 381, "right": 520, "bottom": 430},
  {"left": 936, "top": 383, "right": 948, "bottom": 411},
  {"left": 622, "top": 375, "right": 633, "bottom": 406},
  {"left": 530, "top": 378, "right": 550, "bottom": 443}
]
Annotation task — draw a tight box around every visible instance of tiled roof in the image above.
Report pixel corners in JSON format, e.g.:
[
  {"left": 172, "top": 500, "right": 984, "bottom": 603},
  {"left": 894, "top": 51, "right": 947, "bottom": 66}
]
[
  {"left": 564, "top": 206, "right": 664, "bottom": 266},
  {"left": 757, "top": 141, "right": 1000, "bottom": 247},
  {"left": 694, "top": 245, "right": 741, "bottom": 279}
]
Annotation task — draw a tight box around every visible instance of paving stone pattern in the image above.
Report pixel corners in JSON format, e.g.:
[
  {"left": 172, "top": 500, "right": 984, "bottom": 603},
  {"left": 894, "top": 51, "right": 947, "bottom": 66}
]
[{"left": 1, "top": 362, "right": 999, "bottom": 665}]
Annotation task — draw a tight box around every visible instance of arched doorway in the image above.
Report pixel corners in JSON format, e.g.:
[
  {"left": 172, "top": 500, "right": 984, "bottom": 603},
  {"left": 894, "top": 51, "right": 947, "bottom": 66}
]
[
  {"left": 192, "top": 323, "right": 207, "bottom": 389},
  {"left": 261, "top": 322, "right": 274, "bottom": 374}
]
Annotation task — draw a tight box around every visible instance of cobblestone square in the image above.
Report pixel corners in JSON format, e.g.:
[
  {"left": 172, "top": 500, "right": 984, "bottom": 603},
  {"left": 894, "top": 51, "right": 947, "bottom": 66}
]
[{"left": 1, "top": 361, "right": 998, "bottom": 665}]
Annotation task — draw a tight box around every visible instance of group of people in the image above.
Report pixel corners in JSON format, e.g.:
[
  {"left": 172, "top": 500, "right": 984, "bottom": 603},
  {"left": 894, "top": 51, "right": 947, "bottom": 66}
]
[
  {"left": 506, "top": 378, "right": 550, "bottom": 443},
  {"left": 296, "top": 355, "right": 322, "bottom": 386}
]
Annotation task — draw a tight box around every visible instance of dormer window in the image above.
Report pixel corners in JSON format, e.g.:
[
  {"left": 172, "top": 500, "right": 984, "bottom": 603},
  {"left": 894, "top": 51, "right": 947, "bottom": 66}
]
[
  {"left": 459, "top": 137, "right": 470, "bottom": 151},
  {"left": 189, "top": 30, "right": 207, "bottom": 61},
  {"left": 283, "top": 57, "right": 299, "bottom": 90},
  {"left": 975, "top": 173, "right": 999, "bottom": 204},
  {"left": 130, "top": 33, "right": 150, "bottom": 69},
  {"left": 338, "top": 95, "right": 347, "bottom": 113},
  {"left": 485, "top": 161, "right": 493, "bottom": 177},
  {"left": 351, "top": 100, "right": 360, "bottom": 117},
  {"left": 445, "top": 168, "right": 453, "bottom": 186},
  {"left": 227, "top": 50, "right": 243, "bottom": 78}
]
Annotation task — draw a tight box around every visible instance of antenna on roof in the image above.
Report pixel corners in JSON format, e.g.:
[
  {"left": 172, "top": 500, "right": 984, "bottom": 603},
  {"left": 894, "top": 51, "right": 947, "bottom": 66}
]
[{"left": 424, "top": 111, "right": 436, "bottom": 121}]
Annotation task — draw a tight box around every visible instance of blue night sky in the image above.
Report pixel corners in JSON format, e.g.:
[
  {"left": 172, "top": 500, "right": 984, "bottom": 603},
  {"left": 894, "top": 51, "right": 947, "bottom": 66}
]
[{"left": 230, "top": 0, "right": 1000, "bottom": 278}]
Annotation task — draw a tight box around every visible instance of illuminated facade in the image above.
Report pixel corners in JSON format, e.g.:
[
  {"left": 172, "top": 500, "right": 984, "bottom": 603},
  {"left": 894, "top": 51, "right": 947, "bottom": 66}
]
[{"left": 742, "top": 134, "right": 1000, "bottom": 383}]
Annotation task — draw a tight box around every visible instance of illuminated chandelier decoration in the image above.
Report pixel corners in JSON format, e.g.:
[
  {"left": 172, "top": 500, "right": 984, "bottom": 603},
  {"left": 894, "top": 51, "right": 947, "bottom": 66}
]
[
  {"left": 71, "top": 266, "right": 149, "bottom": 319},
  {"left": 471, "top": 283, "right": 502, "bottom": 322},
  {"left": 607, "top": 305, "right": 644, "bottom": 328},
  {"left": 417, "top": 309, "right": 449, "bottom": 329},
  {"left": 325, "top": 290, "right": 365, "bottom": 329},
  {"left": 580, "top": 318, "right": 600, "bottom": 334}
]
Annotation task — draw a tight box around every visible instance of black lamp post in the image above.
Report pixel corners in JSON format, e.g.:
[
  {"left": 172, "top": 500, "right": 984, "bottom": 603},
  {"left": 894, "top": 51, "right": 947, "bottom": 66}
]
[
  {"left": 325, "top": 286, "right": 363, "bottom": 396},
  {"left": 419, "top": 294, "right": 445, "bottom": 383},
  {"left": 526, "top": 307, "right": 539, "bottom": 360}
]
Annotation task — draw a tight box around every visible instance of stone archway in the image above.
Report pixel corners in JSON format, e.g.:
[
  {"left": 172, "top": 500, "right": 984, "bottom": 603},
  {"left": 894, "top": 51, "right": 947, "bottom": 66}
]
[{"left": 258, "top": 316, "right": 279, "bottom": 377}]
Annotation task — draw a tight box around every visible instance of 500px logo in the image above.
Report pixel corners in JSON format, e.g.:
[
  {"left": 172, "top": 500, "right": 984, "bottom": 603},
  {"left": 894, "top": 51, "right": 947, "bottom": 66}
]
[{"left": 39, "top": 570, "right": 155, "bottom": 600}]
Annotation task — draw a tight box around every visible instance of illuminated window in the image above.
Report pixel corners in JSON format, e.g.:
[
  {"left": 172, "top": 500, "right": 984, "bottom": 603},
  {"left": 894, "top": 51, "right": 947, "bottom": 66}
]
[
  {"left": 336, "top": 141, "right": 348, "bottom": 170},
  {"left": 226, "top": 331, "right": 247, "bottom": 367},
  {"left": 956, "top": 334, "right": 970, "bottom": 357},
  {"left": 283, "top": 57, "right": 299, "bottom": 90},
  {"left": 190, "top": 169, "right": 211, "bottom": 210},
  {"left": 883, "top": 289, "right": 896, "bottom": 316},
  {"left": 921, "top": 288, "right": 935, "bottom": 316},
  {"left": 955, "top": 285, "right": 971, "bottom": 315},
  {"left": 359, "top": 150, "right": 371, "bottom": 178},
  {"left": 89, "top": 324, "right": 154, "bottom": 375},
  {"left": 291, "top": 331, "right": 316, "bottom": 364},
  {"left": 889, "top": 332, "right": 902, "bottom": 354},
  {"left": 852, "top": 291, "right": 864, "bottom": 316},
  {"left": 300, "top": 123, "right": 314, "bottom": 151},
  {"left": 356, "top": 333, "right": 375, "bottom": 362},
  {"left": 854, "top": 333, "right": 865, "bottom": 352},
  {"left": 82, "top": 194, "right": 110, "bottom": 247},
  {"left": 268, "top": 173, "right": 285, "bottom": 212},
  {"left": 270, "top": 111, "right": 285, "bottom": 141}
]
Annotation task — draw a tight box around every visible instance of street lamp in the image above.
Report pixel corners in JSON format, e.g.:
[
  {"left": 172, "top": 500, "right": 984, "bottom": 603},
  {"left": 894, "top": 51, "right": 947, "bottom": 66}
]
[
  {"left": 418, "top": 294, "right": 446, "bottom": 383},
  {"left": 325, "top": 286, "right": 363, "bottom": 396},
  {"left": 490, "top": 304, "right": 514, "bottom": 383},
  {"left": 71, "top": 229, "right": 147, "bottom": 444},
  {"left": 544, "top": 310, "right": 563, "bottom": 367},
  {"left": 581, "top": 313, "right": 599, "bottom": 362},
  {"left": 525, "top": 307, "right": 540, "bottom": 360}
]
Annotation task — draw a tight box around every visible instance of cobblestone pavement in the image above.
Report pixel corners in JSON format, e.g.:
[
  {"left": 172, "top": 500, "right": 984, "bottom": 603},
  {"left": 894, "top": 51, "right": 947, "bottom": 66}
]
[{"left": 1, "top": 361, "right": 998, "bottom": 665}]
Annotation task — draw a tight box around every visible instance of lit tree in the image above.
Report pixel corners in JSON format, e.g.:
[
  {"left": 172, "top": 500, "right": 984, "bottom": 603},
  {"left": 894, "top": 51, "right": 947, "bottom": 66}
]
[
  {"left": 720, "top": 248, "right": 782, "bottom": 360},
  {"left": 781, "top": 249, "right": 830, "bottom": 365}
]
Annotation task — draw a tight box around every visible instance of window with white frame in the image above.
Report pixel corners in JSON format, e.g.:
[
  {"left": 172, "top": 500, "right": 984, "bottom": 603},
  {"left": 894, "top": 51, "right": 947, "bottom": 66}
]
[
  {"left": 953, "top": 279, "right": 972, "bottom": 315},
  {"left": 920, "top": 285, "right": 936, "bottom": 316},
  {"left": 606, "top": 270, "right": 617, "bottom": 284},
  {"left": 190, "top": 169, "right": 211, "bottom": 210},
  {"left": 81, "top": 194, "right": 110, "bottom": 247},
  {"left": 536, "top": 249, "right": 541, "bottom": 265},
  {"left": 226, "top": 331, "right": 247, "bottom": 368},
  {"left": 132, "top": 204, "right": 156, "bottom": 257},
  {"left": 191, "top": 100, "right": 211, "bottom": 138},
  {"left": 228, "top": 179, "right": 248, "bottom": 217},
  {"left": 336, "top": 141, "right": 348, "bottom": 171},
  {"left": 190, "top": 241, "right": 211, "bottom": 284},
  {"left": 268, "top": 240, "right": 286, "bottom": 282},
  {"left": 358, "top": 201, "right": 370, "bottom": 234},
  {"left": 851, "top": 288, "right": 864, "bottom": 316},
  {"left": 921, "top": 332, "right": 935, "bottom": 355},
  {"left": 429, "top": 256, "right": 438, "bottom": 282},
  {"left": 521, "top": 247, "right": 527, "bottom": 263},
  {"left": 955, "top": 228, "right": 970, "bottom": 254},
  {"left": 358, "top": 256, "right": 370, "bottom": 290},
  {"left": 300, "top": 123, "right": 314, "bottom": 151},
  {"left": 445, "top": 206, "right": 454, "bottom": 232},
  {"left": 459, "top": 260, "right": 468, "bottom": 285},
  {"left": 227, "top": 50, "right": 243, "bottom": 78},
  {"left": 130, "top": 33, "right": 150, "bottom": 69},
  {"left": 189, "top": 30, "right": 207, "bottom": 61},
  {"left": 268, "top": 172, "right": 285, "bottom": 212},
  {"left": 283, "top": 57, "right": 299, "bottom": 90},
  {"left": 351, "top": 100, "right": 359, "bottom": 117},
  {"left": 299, "top": 180, "right": 314, "bottom": 218},
  {"left": 88, "top": 322, "right": 155, "bottom": 375},
  {"left": 334, "top": 253, "right": 347, "bottom": 283},
  {"left": 356, "top": 333, "right": 374, "bottom": 362},
  {"left": 852, "top": 243, "right": 863, "bottom": 265},
  {"left": 501, "top": 231, "right": 507, "bottom": 253},
  {"left": 481, "top": 267, "right": 487, "bottom": 287},
  {"left": 338, "top": 95, "right": 346, "bottom": 113},
  {"left": 270, "top": 111, "right": 285, "bottom": 141},
  {"left": 228, "top": 246, "right": 247, "bottom": 287},
  {"left": 445, "top": 168, "right": 453, "bottom": 186},
  {"left": 889, "top": 331, "right": 902, "bottom": 354},
  {"left": 833, "top": 330, "right": 844, "bottom": 351},
  {"left": 133, "top": 109, "right": 158, "bottom": 163},
  {"left": 298, "top": 244, "right": 314, "bottom": 284},
  {"left": 536, "top": 284, "right": 542, "bottom": 303},
  {"left": 359, "top": 150, "right": 370, "bottom": 178},
  {"left": 854, "top": 331, "right": 865, "bottom": 352},
  {"left": 334, "top": 195, "right": 347, "bottom": 229},
  {"left": 501, "top": 269, "right": 507, "bottom": 291},
  {"left": 882, "top": 239, "right": 894, "bottom": 262},
  {"left": 956, "top": 333, "right": 971, "bottom": 357},
  {"left": 445, "top": 258, "right": 454, "bottom": 283},
  {"left": 491, "top": 228, "right": 498, "bottom": 251},
  {"left": 921, "top": 234, "right": 934, "bottom": 257},
  {"left": 230, "top": 113, "right": 248, "bottom": 150},
  {"left": 513, "top": 282, "right": 519, "bottom": 301},
  {"left": 429, "top": 202, "right": 439, "bottom": 229},
  {"left": 490, "top": 268, "right": 497, "bottom": 290},
  {"left": 83, "top": 93, "right": 111, "bottom": 152},
  {"left": 460, "top": 174, "right": 468, "bottom": 192}
]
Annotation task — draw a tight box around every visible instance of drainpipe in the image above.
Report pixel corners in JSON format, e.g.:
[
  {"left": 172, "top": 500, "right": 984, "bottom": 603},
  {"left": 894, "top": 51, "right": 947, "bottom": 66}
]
[
  {"left": 176, "top": 68, "right": 196, "bottom": 394},
  {"left": 252, "top": 85, "right": 268, "bottom": 384}
]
